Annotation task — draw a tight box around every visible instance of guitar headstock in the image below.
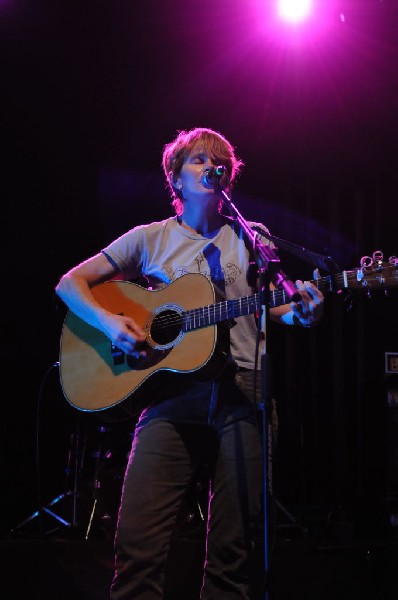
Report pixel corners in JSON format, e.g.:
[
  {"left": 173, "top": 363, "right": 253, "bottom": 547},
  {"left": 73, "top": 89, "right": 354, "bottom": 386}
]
[{"left": 345, "top": 250, "right": 398, "bottom": 292}]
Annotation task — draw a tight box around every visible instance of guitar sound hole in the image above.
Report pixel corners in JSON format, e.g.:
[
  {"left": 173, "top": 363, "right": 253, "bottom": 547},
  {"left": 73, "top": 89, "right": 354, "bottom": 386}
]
[{"left": 151, "top": 310, "right": 182, "bottom": 346}]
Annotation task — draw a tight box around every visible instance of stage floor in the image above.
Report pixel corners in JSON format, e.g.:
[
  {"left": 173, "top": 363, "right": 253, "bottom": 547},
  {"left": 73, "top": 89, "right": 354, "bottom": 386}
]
[{"left": 3, "top": 534, "right": 398, "bottom": 600}]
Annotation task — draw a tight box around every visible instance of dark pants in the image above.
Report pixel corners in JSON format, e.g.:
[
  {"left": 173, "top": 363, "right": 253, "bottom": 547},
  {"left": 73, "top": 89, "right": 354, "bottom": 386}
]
[{"left": 110, "top": 370, "right": 263, "bottom": 599}]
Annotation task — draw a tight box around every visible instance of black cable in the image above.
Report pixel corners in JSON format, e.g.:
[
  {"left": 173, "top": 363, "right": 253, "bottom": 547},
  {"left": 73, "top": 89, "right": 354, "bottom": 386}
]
[{"left": 34, "top": 361, "right": 60, "bottom": 539}]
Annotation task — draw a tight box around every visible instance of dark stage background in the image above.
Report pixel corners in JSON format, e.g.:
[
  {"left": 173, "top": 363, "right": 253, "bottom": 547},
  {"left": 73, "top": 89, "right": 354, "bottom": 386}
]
[{"left": 1, "top": 1, "right": 398, "bottom": 596}]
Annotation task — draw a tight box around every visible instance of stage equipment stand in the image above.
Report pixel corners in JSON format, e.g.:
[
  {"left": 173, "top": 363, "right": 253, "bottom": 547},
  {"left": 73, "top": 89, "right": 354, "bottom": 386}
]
[
  {"left": 84, "top": 425, "right": 114, "bottom": 540},
  {"left": 11, "top": 415, "right": 88, "bottom": 538},
  {"left": 11, "top": 416, "right": 121, "bottom": 539},
  {"left": 220, "top": 186, "right": 302, "bottom": 600}
]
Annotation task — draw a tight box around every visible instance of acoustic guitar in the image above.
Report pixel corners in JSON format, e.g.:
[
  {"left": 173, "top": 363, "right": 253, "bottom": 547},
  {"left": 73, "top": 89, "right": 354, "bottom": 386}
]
[{"left": 59, "top": 259, "right": 397, "bottom": 417}]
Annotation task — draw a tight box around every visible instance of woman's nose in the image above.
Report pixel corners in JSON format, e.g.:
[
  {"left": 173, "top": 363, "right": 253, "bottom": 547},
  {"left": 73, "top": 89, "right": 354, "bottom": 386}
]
[{"left": 204, "top": 158, "right": 216, "bottom": 170}]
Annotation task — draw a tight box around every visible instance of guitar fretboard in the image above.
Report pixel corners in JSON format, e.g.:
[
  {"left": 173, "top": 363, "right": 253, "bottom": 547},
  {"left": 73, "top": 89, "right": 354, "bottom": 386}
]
[
  {"left": 180, "top": 261, "right": 397, "bottom": 332},
  {"left": 183, "top": 273, "right": 341, "bottom": 332}
]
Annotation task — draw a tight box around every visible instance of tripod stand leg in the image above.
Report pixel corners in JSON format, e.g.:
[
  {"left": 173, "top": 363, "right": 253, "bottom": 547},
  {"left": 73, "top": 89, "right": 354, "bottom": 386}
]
[
  {"left": 274, "top": 498, "right": 308, "bottom": 537},
  {"left": 43, "top": 507, "right": 72, "bottom": 528},
  {"left": 12, "top": 492, "right": 74, "bottom": 533},
  {"left": 85, "top": 498, "right": 98, "bottom": 540}
]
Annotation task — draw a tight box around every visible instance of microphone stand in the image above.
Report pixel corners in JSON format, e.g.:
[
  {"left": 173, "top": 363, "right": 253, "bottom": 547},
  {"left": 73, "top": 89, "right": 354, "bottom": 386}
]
[
  {"left": 256, "top": 231, "right": 341, "bottom": 275},
  {"left": 220, "top": 188, "right": 301, "bottom": 599}
]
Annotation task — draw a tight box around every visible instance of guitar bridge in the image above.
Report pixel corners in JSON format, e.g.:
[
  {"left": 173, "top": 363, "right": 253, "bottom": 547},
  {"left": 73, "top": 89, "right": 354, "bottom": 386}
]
[
  {"left": 111, "top": 312, "right": 126, "bottom": 365},
  {"left": 111, "top": 344, "right": 125, "bottom": 365}
]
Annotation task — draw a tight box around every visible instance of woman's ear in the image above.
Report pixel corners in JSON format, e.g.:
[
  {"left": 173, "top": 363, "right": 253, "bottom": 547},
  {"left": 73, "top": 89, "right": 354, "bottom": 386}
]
[{"left": 170, "top": 171, "right": 182, "bottom": 190}]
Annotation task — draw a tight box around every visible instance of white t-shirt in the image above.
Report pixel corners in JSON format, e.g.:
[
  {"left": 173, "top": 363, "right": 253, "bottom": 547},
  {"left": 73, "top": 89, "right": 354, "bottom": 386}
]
[{"left": 102, "top": 215, "right": 274, "bottom": 370}]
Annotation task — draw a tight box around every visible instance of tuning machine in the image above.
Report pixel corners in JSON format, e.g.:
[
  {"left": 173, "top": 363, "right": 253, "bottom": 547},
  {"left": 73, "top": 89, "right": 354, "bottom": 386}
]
[
  {"left": 359, "top": 250, "right": 384, "bottom": 270},
  {"left": 358, "top": 250, "right": 388, "bottom": 297}
]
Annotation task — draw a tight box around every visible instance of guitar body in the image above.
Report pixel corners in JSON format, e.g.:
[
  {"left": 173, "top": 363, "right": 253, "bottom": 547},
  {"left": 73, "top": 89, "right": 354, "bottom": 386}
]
[{"left": 59, "top": 273, "right": 219, "bottom": 417}]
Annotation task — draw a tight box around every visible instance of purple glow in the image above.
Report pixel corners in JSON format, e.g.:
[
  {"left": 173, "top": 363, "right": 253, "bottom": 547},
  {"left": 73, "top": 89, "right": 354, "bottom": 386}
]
[{"left": 277, "top": 0, "right": 313, "bottom": 24}]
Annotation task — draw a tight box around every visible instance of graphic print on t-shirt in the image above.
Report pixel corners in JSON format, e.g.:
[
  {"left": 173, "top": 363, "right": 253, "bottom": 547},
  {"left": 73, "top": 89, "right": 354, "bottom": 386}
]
[{"left": 162, "top": 243, "right": 242, "bottom": 292}]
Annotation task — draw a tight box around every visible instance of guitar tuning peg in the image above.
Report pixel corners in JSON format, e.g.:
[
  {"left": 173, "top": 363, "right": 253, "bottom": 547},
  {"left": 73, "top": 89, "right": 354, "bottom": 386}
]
[
  {"left": 360, "top": 255, "right": 373, "bottom": 269},
  {"left": 372, "top": 250, "right": 383, "bottom": 266},
  {"left": 389, "top": 255, "right": 398, "bottom": 267}
]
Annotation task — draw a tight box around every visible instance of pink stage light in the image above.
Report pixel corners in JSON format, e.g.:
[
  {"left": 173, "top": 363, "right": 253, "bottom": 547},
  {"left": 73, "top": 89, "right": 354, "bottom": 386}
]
[
  {"left": 255, "top": 0, "right": 338, "bottom": 46},
  {"left": 277, "top": 0, "right": 313, "bottom": 24}
]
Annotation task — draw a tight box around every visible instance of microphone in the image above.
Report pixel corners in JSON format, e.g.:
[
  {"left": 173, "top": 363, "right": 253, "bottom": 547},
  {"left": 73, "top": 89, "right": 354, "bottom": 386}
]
[{"left": 201, "top": 165, "right": 228, "bottom": 190}]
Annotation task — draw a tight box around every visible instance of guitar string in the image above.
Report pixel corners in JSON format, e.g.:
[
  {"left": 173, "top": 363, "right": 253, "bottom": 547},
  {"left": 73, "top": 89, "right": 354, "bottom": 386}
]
[
  {"left": 144, "top": 273, "right": 348, "bottom": 332},
  {"left": 141, "top": 273, "right": 345, "bottom": 333},
  {"left": 139, "top": 268, "right": 394, "bottom": 333}
]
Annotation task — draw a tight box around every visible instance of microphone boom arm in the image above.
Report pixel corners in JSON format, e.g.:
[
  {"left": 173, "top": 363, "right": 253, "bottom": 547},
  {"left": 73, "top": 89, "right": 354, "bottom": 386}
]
[{"left": 221, "top": 190, "right": 301, "bottom": 302}]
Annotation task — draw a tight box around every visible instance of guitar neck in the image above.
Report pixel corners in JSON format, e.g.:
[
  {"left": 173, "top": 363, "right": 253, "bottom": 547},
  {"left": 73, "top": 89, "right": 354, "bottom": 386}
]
[
  {"left": 182, "top": 262, "right": 397, "bottom": 332},
  {"left": 183, "top": 273, "right": 337, "bottom": 331}
]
